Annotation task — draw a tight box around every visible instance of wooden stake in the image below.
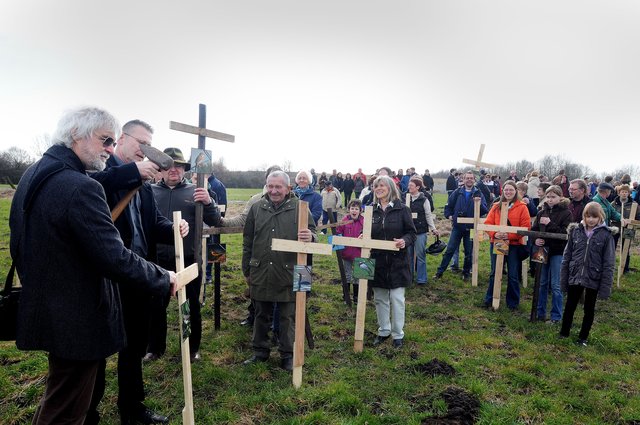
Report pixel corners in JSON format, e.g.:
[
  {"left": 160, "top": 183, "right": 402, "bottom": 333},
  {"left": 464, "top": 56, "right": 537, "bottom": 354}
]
[
  {"left": 618, "top": 202, "right": 638, "bottom": 288},
  {"left": 173, "top": 211, "right": 199, "bottom": 425},
  {"left": 492, "top": 203, "right": 509, "bottom": 310}
]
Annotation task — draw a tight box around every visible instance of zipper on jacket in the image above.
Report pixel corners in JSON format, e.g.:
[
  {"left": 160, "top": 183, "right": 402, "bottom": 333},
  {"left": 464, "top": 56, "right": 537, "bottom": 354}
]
[{"left": 579, "top": 237, "right": 590, "bottom": 280}]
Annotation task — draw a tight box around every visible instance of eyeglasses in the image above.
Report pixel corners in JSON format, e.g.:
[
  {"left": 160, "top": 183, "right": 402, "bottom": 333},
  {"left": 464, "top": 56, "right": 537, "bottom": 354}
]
[
  {"left": 123, "top": 132, "right": 150, "bottom": 146},
  {"left": 100, "top": 136, "right": 117, "bottom": 148}
]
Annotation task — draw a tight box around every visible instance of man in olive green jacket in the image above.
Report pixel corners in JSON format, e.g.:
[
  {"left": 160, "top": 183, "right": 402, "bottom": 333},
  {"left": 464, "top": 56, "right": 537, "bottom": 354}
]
[{"left": 242, "top": 170, "right": 316, "bottom": 371}]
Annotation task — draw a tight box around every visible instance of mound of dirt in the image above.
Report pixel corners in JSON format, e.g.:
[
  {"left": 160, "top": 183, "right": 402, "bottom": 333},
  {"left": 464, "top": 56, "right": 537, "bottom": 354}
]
[
  {"left": 412, "top": 359, "right": 457, "bottom": 377},
  {"left": 423, "top": 387, "right": 481, "bottom": 425}
]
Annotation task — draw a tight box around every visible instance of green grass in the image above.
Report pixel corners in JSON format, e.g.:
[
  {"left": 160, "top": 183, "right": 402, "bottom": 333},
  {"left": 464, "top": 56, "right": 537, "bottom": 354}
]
[{"left": 1, "top": 190, "right": 640, "bottom": 424}]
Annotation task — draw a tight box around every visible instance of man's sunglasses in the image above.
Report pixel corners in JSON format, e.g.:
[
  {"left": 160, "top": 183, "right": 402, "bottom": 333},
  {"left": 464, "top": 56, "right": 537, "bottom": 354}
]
[{"left": 101, "top": 136, "right": 117, "bottom": 148}]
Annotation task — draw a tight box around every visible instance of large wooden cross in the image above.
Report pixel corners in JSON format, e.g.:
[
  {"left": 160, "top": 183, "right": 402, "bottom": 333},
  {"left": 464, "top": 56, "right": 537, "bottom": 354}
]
[
  {"left": 172, "top": 211, "right": 201, "bottom": 425},
  {"left": 618, "top": 202, "right": 638, "bottom": 287},
  {"left": 330, "top": 206, "right": 399, "bottom": 352},
  {"left": 482, "top": 203, "right": 529, "bottom": 310},
  {"left": 456, "top": 197, "right": 485, "bottom": 287},
  {"left": 170, "top": 104, "right": 235, "bottom": 308},
  {"left": 462, "top": 144, "right": 497, "bottom": 170},
  {"left": 270, "top": 202, "right": 333, "bottom": 388}
]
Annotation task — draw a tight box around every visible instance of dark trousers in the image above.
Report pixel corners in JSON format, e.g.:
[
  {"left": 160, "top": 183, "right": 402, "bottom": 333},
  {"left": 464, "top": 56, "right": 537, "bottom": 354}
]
[
  {"left": 560, "top": 285, "right": 598, "bottom": 340},
  {"left": 118, "top": 288, "right": 152, "bottom": 414},
  {"left": 253, "top": 300, "right": 295, "bottom": 359},
  {"left": 344, "top": 191, "right": 353, "bottom": 205},
  {"left": 32, "top": 354, "right": 100, "bottom": 425},
  {"left": 148, "top": 275, "right": 202, "bottom": 355}
]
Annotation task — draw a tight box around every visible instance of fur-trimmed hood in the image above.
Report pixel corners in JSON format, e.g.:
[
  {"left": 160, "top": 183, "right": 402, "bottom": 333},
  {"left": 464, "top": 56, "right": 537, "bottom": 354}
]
[{"left": 567, "top": 221, "right": 619, "bottom": 235}]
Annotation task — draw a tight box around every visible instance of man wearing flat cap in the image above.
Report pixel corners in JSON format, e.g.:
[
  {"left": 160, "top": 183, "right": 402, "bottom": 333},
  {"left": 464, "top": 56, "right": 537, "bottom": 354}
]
[
  {"left": 593, "top": 182, "right": 627, "bottom": 227},
  {"left": 147, "top": 148, "right": 222, "bottom": 363}
]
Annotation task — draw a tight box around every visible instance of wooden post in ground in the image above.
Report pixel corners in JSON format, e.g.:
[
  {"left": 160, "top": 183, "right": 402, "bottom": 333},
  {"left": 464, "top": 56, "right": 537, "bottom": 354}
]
[
  {"left": 330, "top": 206, "right": 399, "bottom": 352},
  {"left": 270, "top": 202, "right": 333, "bottom": 388},
  {"left": 516, "top": 229, "right": 568, "bottom": 322},
  {"left": 202, "top": 221, "right": 243, "bottom": 330},
  {"left": 172, "top": 211, "right": 202, "bottom": 425},
  {"left": 618, "top": 202, "right": 638, "bottom": 287}
]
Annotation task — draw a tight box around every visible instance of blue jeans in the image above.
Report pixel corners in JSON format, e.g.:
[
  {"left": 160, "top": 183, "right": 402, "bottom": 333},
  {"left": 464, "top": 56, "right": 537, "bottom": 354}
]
[
  {"left": 484, "top": 243, "right": 521, "bottom": 309},
  {"left": 451, "top": 246, "right": 460, "bottom": 269},
  {"left": 408, "top": 232, "right": 428, "bottom": 284},
  {"left": 537, "top": 255, "right": 563, "bottom": 321},
  {"left": 437, "top": 226, "right": 472, "bottom": 275}
]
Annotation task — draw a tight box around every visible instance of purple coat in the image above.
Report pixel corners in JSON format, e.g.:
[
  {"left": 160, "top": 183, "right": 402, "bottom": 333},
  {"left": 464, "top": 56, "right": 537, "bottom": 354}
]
[{"left": 336, "top": 215, "right": 364, "bottom": 261}]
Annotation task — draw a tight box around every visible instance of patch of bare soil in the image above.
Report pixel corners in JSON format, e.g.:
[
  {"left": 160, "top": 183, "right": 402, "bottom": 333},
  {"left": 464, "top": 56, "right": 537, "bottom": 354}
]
[
  {"left": 412, "top": 359, "right": 457, "bottom": 377},
  {"left": 422, "top": 387, "right": 481, "bottom": 425}
]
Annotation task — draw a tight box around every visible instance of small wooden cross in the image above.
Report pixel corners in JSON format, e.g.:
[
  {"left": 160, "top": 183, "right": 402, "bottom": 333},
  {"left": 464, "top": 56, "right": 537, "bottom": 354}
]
[
  {"left": 326, "top": 208, "right": 351, "bottom": 307},
  {"left": 270, "top": 202, "right": 333, "bottom": 389},
  {"left": 462, "top": 144, "right": 497, "bottom": 170},
  {"left": 170, "top": 104, "right": 235, "bottom": 311},
  {"left": 405, "top": 193, "right": 418, "bottom": 219},
  {"left": 516, "top": 229, "right": 568, "bottom": 321},
  {"left": 330, "top": 206, "right": 399, "bottom": 352},
  {"left": 618, "top": 202, "right": 638, "bottom": 288},
  {"left": 172, "top": 211, "right": 201, "bottom": 425}
]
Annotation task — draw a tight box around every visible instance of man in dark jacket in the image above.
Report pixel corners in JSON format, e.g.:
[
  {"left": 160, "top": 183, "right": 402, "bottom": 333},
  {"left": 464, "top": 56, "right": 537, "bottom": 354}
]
[
  {"left": 422, "top": 169, "right": 434, "bottom": 192},
  {"left": 242, "top": 170, "right": 316, "bottom": 371},
  {"left": 568, "top": 179, "right": 590, "bottom": 223},
  {"left": 148, "top": 148, "right": 222, "bottom": 362},
  {"left": 9, "top": 107, "right": 180, "bottom": 424},
  {"left": 435, "top": 172, "right": 488, "bottom": 280},
  {"left": 91, "top": 120, "right": 188, "bottom": 424}
]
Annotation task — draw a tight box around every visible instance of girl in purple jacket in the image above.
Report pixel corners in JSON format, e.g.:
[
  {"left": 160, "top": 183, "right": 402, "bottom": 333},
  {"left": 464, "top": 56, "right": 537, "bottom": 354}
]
[{"left": 337, "top": 199, "right": 364, "bottom": 304}]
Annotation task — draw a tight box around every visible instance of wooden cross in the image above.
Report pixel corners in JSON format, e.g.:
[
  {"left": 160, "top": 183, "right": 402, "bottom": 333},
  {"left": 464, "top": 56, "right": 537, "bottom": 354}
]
[
  {"left": 170, "top": 104, "right": 235, "bottom": 311},
  {"left": 457, "top": 197, "right": 485, "bottom": 287},
  {"left": 516, "top": 229, "right": 568, "bottom": 322},
  {"left": 405, "top": 193, "right": 418, "bottom": 219},
  {"left": 618, "top": 202, "right": 638, "bottom": 288},
  {"left": 172, "top": 211, "right": 201, "bottom": 425},
  {"left": 482, "top": 203, "right": 529, "bottom": 310},
  {"left": 330, "top": 206, "right": 399, "bottom": 352},
  {"left": 202, "top": 222, "right": 244, "bottom": 330},
  {"left": 270, "top": 202, "right": 333, "bottom": 388},
  {"left": 462, "top": 144, "right": 497, "bottom": 170}
]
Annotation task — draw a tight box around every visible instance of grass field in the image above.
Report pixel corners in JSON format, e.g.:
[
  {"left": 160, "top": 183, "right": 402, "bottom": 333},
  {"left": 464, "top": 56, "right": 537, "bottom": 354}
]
[{"left": 1, "top": 190, "right": 639, "bottom": 424}]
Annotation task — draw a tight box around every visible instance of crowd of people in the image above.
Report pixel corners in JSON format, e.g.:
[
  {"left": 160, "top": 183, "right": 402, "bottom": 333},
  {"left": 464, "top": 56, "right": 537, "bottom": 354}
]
[{"left": 8, "top": 107, "right": 638, "bottom": 424}]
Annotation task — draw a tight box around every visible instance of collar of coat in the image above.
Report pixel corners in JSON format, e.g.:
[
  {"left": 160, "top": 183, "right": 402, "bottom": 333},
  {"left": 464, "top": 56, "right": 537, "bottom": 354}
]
[{"left": 567, "top": 221, "right": 618, "bottom": 235}]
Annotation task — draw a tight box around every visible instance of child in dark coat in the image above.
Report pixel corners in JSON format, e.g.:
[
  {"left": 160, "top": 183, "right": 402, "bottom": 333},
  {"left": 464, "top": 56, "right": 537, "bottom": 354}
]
[{"left": 559, "top": 202, "right": 616, "bottom": 346}]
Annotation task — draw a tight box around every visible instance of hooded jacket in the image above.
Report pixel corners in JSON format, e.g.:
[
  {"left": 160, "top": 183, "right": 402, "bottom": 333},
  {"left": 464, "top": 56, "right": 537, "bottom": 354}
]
[
  {"left": 532, "top": 198, "right": 572, "bottom": 256},
  {"left": 560, "top": 222, "right": 615, "bottom": 299}
]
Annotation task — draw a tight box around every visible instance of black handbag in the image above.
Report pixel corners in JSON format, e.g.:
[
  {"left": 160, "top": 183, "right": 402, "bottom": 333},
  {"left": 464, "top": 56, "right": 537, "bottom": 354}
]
[{"left": 0, "top": 263, "right": 20, "bottom": 341}]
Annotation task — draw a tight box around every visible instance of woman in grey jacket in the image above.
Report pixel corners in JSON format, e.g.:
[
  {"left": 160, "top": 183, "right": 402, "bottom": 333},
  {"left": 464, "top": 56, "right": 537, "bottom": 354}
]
[{"left": 559, "top": 202, "right": 616, "bottom": 346}]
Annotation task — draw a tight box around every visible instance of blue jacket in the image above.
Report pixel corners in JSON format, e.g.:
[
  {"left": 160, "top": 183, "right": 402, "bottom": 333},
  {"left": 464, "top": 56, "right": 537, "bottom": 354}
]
[
  {"left": 444, "top": 186, "right": 488, "bottom": 229},
  {"left": 208, "top": 174, "right": 227, "bottom": 214}
]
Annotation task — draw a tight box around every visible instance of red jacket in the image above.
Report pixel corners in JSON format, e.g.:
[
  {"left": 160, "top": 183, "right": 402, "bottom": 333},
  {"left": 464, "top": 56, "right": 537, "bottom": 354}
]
[{"left": 484, "top": 199, "right": 531, "bottom": 245}]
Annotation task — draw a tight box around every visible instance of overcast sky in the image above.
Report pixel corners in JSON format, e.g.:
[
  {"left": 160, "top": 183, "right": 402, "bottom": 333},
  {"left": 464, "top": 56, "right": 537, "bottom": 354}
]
[{"left": 2, "top": 0, "right": 639, "bottom": 177}]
